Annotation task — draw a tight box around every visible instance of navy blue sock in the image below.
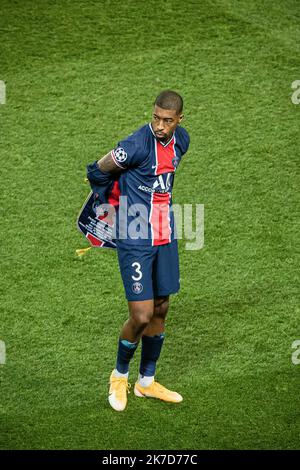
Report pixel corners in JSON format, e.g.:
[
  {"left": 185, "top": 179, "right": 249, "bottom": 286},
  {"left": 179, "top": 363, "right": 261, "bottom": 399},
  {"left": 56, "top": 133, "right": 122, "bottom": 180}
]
[
  {"left": 116, "top": 339, "right": 138, "bottom": 374},
  {"left": 139, "top": 334, "right": 165, "bottom": 377}
]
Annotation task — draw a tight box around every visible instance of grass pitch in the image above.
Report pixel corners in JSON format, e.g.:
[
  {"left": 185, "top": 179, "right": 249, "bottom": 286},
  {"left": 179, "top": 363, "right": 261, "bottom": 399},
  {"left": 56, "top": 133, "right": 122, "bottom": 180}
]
[{"left": 0, "top": 0, "right": 300, "bottom": 450}]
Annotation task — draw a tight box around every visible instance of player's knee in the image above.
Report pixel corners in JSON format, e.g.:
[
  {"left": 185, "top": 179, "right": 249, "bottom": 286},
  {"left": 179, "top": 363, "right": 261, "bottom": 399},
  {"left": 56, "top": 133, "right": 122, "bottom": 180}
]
[
  {"left": 154, "top": 298, "right": 169, "bottom": 319},
  {"left": 131, "top": 311, "right": 153, "bottom": 334},
  {"left": 160, "top": 299, "right": 169, "bottom": 317}
]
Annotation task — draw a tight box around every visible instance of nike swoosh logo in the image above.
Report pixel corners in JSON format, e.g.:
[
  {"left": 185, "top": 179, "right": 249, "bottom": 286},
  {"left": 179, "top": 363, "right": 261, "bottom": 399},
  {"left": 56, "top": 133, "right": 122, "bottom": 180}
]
[{"left": 152, "top": 165, "right": 158, "bottom": 169}]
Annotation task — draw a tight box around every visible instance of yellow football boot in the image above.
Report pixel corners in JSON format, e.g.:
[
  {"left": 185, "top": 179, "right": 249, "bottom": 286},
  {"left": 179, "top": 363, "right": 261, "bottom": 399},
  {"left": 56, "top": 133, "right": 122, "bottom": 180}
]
[
  {"left": 108, "top": 371, "right": 131, "bottom": 411},
  {"left": 134, "top": 380, "right": 183, "bottom": 403}
]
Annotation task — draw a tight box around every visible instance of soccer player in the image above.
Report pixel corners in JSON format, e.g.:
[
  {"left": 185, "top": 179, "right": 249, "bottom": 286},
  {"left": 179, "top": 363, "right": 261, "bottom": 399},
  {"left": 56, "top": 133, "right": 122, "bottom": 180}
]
[{"left": 87, "top": 90, "right": 190, "bottom": 411}]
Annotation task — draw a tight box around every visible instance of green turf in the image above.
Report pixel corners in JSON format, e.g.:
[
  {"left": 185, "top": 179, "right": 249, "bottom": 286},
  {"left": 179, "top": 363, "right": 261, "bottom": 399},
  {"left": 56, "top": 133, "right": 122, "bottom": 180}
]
[{"left": 1, "top": 0, "right": 300, "bottom": 450}]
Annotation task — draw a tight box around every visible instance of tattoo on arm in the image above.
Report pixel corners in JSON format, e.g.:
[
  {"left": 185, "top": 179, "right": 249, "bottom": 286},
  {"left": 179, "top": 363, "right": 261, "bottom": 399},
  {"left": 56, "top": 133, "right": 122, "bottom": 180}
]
[{"left": 97, "top": 152, "right": 124, "bottom": 174}]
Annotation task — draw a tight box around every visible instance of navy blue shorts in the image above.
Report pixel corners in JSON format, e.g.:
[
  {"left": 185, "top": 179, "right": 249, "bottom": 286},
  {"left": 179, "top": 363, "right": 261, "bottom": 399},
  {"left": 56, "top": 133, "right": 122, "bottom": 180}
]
[{"left": 116, "top": 239, "right": 180, "bottom": 301}]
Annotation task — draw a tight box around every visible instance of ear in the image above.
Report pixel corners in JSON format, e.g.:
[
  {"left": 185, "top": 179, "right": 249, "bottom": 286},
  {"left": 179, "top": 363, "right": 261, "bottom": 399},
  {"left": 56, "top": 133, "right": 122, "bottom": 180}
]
[{"left": 178, "top": 113, "right": 184, "bottom": 123}]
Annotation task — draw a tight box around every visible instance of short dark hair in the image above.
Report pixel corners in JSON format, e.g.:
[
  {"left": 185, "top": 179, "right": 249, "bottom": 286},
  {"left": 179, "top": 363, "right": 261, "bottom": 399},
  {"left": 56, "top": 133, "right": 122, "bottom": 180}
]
[{"left": 154, "top": 90, "right": 183, "bottom": 115}]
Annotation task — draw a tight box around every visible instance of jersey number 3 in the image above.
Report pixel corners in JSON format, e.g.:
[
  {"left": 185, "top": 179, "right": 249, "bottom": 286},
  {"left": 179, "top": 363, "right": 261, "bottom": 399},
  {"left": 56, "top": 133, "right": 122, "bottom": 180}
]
[{"left": 131, "top": 262, "right": 142, "bottom": 281}]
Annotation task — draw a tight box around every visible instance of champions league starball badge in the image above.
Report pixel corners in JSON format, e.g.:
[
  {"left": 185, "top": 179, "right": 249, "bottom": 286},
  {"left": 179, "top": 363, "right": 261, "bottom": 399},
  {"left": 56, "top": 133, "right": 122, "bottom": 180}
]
[{"left": 114, "top": 147, "right": 128, "bottom": 163}]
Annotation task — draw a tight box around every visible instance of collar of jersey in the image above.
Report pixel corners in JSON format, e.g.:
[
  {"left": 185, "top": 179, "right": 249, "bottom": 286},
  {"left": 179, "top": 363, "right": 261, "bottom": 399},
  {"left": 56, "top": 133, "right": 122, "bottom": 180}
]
[{"left": 149, "top": 123, "right": 174, "bottom": 147}]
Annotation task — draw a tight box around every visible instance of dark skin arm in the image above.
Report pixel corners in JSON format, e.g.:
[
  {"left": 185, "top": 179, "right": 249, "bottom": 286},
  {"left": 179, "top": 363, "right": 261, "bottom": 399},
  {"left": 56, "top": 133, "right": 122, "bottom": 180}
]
[{"left": 97, "top": 151, "right": 124, "bottom": 175}]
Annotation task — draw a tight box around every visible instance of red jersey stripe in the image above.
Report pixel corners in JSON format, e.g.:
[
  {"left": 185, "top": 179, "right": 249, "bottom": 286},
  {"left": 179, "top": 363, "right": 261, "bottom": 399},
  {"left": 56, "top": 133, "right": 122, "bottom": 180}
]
[
  {"left": 108, "top": 180, "right": 121, "bottom": 207},
  {"left": 155, "top": 137, "right": 176, "bottom": 175},
  {"left": 149, "top": 192, "right": 171, "bottom": 246}
]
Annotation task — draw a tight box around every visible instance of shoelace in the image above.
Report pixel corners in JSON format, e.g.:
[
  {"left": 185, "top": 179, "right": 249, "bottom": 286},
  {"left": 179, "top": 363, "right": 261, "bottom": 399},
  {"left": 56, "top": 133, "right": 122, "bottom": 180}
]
[{"left": 109, "top": 378, "right": 131, "bottom": 394}]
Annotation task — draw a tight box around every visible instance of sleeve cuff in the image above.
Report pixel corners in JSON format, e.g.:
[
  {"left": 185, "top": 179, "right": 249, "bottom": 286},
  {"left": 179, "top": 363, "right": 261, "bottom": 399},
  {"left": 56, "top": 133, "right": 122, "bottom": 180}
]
[{"left": 111, "top": 149, "right": 127, "bottom": 169}]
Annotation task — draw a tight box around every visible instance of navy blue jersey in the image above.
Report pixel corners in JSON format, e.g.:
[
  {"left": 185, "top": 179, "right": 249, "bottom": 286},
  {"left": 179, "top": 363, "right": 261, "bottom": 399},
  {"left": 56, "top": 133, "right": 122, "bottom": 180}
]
[{"left": 111, "top": 123, "right": 189, "bottom": 245}]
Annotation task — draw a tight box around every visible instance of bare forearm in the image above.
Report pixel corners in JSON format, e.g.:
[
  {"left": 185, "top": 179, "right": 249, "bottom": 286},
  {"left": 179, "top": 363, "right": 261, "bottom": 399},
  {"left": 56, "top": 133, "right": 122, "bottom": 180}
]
[
  {"left": 97, "top": 151, "right": 123, "bottom": 175},
  {"left": 86, "top": 150, "right": 123, "bottom": 200}
]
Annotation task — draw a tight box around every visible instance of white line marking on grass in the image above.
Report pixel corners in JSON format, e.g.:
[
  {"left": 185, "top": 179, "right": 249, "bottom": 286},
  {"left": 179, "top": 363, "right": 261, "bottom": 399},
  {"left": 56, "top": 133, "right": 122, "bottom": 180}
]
[
  {"left": 0, "top": 340, "right": 6, "bottom": 364},
  {"left": 0, "top": 81, "right": 6, "bottom": 104}
]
